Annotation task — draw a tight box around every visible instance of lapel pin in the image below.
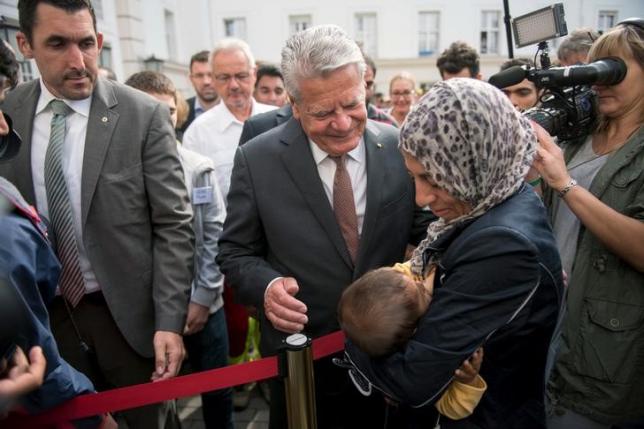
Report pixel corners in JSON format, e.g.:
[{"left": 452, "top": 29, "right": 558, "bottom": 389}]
[
  {"left": 101, "top": 116, "right": 108, "bottom": 123},
  {"left": 376, "top": 143, "right": 383, "bottom": 148}
]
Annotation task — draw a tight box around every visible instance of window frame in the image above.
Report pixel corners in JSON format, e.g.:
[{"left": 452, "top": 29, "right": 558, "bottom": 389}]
[
  {"left": 480, "top": 10, "right": 501, "bottom": 55},
  {"left": 354, "top": 12, "right": 378, "bottom": 58},
  {"left": 289, "top": 14, "right": 312, "bottom": 35},
  {"left": 223, "top": 17, "right": 247, "bottom": 39},
  {"left": 418, "top": 11, "right": 440, "bottom": 57}
]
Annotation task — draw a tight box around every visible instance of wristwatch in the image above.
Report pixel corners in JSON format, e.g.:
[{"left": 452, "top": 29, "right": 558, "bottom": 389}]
[{"left": 558, "top": 178, "right": 578, "bottom": 198}]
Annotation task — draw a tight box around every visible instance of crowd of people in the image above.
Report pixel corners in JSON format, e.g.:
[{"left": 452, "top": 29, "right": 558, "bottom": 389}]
[{"left": 0, "top": 1, "right": 642, "bottom": 429}]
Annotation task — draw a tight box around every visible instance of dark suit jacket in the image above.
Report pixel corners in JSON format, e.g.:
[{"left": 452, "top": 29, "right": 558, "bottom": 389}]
[
  {"left": 346, "top": 185, "right": 563, "bottom": 428},
  {"left": 238, "top": 104, "right": 292, "bottom": 145},
  {"left": 218, "top": 117, "right": 430, "bottom": 355},
  {"left": 0, "top": 78, "right": 194, "bottom": 357}
]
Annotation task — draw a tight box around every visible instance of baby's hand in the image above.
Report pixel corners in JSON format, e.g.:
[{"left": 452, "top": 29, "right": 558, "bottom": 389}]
[
  {"left": 454, "top": 348, "right": 484, "bottom": 386},
  {"left": 384, "top": 395, "right": 399, "bottom": 407}
]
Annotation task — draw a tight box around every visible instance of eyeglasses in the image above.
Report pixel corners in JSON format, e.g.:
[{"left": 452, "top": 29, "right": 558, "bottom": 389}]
[
  {"left": 391, "top": 90, "right": 413, "bottom": 97},
  {"left": 214, "top": 72, "right": 251, "bottom": 84}
]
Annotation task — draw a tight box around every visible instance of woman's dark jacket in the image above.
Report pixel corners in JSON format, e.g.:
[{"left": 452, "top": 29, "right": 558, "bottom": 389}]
[{"left": 346, "top": 185, "right": 564, "bottom": 428}]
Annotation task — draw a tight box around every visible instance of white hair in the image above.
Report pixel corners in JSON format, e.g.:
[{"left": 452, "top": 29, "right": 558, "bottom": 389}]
[
  {"left": 211, "top": 38, "right": 256, "bottom": 69},
  {"left": 281, "top": 25, "right": 366, "bottom": 102}
]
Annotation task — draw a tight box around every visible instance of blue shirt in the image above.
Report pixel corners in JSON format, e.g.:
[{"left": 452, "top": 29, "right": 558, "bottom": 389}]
[{"left": 0, "top": 181, "right": 95, "bottom": 416}]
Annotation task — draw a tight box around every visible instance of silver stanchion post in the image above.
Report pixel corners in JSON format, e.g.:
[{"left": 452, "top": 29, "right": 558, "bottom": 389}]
[{"left": 282, "top": 333, "right": 317, "bottom": 429}]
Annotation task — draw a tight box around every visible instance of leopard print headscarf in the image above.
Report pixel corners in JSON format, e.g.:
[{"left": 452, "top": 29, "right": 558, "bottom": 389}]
[{"left": 400, "top": 78, "right": 536, "bottom": 276}]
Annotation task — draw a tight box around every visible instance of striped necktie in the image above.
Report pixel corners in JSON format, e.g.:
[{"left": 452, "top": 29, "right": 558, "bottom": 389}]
[
  {"left": 44, "top": 99, "right": 85, "bottom": 307},
  {"left": 330, "top": 155, "right": 359, "bottom": 264}
]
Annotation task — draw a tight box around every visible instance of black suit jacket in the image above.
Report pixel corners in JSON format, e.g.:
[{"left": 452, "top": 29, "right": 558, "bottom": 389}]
[
  {"left": 238, "top": 104, "right": 292, "bottom": 145},
  {"left": 218, "top": 117, "right": 431, "bottom": 354},
  {"left": 346, "top": 185, "right": 563, "bottom": 428}
]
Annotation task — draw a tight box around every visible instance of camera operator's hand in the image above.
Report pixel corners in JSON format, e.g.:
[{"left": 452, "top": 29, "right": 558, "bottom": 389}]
[
  {"left": 532, "top": 122, "right": 572, "bottom": 192},
  {"left": 0, "top": 346, "right": 46, "bottom": 412}
]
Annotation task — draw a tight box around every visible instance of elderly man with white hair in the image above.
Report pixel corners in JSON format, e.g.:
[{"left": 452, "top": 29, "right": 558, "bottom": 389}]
[
  {"left": 217, "top": 25, "right": 431, "bottom": 428},
  {"left": 183, "top": 38, "right": 275, "bottom": 200}
]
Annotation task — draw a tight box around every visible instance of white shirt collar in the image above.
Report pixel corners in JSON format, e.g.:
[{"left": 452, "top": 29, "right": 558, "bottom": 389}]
[
  {"left": 216, "top": 98, "right": 262, "bottom": 133},
  {"left": 309, "top": 136, "right": 365, "bottom": 166},
  {"left": 193, "top": 96, "right": 205, "bottom": 113},
  {"left": 36, "top": 78, "right": 92, "bottom": 117}
]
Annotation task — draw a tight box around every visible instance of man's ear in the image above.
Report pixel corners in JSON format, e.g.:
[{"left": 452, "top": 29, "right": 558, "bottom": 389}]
[
  {"left": 97, "top": 32, "right": 104, "bottom": 51},
  {"left": 15, "top": 32, "right": 33, "bottom": 59},
  {"left": 291, "top": 98, "right": 301, "bottom": 120}
]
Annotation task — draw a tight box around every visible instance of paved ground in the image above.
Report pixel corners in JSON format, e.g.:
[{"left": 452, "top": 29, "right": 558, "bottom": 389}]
[{"left": 178, "top": 387, "right": 269, "bottom": 429}]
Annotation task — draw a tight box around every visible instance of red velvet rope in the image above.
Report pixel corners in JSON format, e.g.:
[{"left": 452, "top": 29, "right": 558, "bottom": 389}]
[{"left": 6, "top": 331, "right": 346, "bottom": 427}]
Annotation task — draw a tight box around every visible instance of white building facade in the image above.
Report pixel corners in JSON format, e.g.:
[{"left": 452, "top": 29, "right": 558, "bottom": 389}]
[
  {"left": 0, "top": 0, "right": 216, "bottom": 96},
  {"left": 207, "top": 0, "right": 643, "bottom": 93},
  {"left": 1, "top": 0, "right": 642, "bottom": 97}
]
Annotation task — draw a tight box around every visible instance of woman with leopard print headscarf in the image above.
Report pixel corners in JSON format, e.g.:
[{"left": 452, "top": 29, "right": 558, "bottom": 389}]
[{"left": 344, "top": 78, "right": 564, "bottom": 428}]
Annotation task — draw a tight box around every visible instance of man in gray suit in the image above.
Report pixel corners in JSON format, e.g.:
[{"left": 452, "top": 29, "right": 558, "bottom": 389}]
[
  {"left": 0, "top": 1, "right": 193, "bottom": 427},
  {"left": 218, "top": 25, "right": 430, "bottom": 428}
]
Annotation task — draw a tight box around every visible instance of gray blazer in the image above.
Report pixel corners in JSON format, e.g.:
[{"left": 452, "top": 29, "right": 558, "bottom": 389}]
[
  {"left": 0, "top": 78, "right": 194, "bottom": 357},
  {"left": 217, "top": 117, "right": 431, "bottom": 355}
]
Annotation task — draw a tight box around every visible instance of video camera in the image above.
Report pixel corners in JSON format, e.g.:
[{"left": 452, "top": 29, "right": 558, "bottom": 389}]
[{"left": 488, "top": 3, "right": 627, "bottom": 141}]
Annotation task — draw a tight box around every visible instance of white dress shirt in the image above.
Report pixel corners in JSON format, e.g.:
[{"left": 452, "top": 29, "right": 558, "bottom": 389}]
[
  {"left": 31, "top": 80, "right": 100, "bottom": 293},
  {"left": 182, "top": 98, "right": 276, "bottom": 200}
]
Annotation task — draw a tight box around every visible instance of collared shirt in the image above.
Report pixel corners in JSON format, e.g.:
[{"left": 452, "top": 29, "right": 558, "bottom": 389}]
[
  {"left": 182, "top": 98, "right": 276, "bottom": 200},
  {"left": 31, "top": 79, "right": 100, "bottom": 294},
  {"left": 193, "top": 97, "right": 206, "bottom": 118},
  {"left": 309, "top": 138, "right": 367, "bottom": 234}
]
